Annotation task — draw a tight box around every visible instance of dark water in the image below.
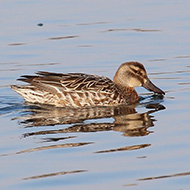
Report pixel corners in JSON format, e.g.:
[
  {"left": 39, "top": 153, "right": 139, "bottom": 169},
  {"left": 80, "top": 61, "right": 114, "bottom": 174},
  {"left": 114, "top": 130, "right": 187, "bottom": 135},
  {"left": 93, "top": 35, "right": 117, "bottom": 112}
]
[{"left": 0, "top": 1, "right": 190, "bottom": 189}]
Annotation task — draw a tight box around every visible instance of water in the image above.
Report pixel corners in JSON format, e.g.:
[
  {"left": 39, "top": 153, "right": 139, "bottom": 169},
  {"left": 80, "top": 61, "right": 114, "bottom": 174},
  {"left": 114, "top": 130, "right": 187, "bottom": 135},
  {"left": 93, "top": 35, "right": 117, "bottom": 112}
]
[{"left": 0, "top": 0, "right": 190, "bottom": 189}]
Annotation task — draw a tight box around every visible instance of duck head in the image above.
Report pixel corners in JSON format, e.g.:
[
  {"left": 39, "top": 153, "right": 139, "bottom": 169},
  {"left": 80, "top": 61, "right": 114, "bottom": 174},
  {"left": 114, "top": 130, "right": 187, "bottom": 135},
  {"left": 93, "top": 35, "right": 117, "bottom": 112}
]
[{"left": 113, "top": 62, "right": 165, "bottom": 95}]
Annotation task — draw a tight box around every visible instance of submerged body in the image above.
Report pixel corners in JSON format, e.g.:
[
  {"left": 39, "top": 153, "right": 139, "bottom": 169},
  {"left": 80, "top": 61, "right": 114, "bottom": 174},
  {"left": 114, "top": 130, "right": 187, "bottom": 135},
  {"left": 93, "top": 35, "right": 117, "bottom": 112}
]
[{"left": 11, "top": 62, "right": 165, "bottom": 107}]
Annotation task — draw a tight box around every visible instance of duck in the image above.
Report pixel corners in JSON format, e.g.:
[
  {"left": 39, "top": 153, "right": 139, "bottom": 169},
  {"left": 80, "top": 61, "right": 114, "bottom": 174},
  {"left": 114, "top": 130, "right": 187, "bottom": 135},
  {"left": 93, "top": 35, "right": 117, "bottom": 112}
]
[{"left": 10, "top": 61, "right": 165, "bottom": 108}]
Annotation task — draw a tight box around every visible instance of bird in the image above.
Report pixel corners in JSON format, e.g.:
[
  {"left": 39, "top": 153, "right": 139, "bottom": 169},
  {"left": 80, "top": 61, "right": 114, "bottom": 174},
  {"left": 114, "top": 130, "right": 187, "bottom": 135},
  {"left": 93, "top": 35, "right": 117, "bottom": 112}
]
[{"left": 10, "top": 61, "right": 165, "bottom": 108}]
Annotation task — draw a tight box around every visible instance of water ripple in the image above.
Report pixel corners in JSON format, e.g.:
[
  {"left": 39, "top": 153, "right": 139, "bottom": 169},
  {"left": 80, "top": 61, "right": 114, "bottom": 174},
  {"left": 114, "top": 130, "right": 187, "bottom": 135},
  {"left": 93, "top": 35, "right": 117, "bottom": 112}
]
[{"left": 23, "top": 170, "right": 87, "bottom": 180}]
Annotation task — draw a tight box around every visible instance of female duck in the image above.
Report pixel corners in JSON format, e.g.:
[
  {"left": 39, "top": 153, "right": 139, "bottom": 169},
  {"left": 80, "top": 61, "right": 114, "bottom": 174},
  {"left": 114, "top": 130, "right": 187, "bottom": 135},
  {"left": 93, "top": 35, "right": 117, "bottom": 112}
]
[{"left": 11, "top": 62, "right": 165, "bottom": 107}]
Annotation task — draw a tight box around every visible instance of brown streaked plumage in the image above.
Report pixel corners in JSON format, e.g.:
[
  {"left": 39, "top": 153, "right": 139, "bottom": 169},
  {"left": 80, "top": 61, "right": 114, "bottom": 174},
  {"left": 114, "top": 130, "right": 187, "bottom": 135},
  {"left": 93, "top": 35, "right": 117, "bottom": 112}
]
[{"left": 10, "top": 62, "right": 165, "bottom": 107}]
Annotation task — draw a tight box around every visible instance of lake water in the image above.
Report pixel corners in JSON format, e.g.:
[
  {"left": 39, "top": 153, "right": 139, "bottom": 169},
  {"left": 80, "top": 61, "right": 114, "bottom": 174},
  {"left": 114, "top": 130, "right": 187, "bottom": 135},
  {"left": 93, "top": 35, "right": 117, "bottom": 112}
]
[{"left": 0, "top": 0, "right": 190, "bottom": 189}]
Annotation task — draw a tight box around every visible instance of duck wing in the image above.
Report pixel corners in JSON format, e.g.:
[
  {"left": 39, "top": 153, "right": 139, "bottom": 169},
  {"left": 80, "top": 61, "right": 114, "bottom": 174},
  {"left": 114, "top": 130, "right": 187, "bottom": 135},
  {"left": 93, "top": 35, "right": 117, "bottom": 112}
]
[{"left": 18, "top": 71, "right": 116, "bottom": 94}]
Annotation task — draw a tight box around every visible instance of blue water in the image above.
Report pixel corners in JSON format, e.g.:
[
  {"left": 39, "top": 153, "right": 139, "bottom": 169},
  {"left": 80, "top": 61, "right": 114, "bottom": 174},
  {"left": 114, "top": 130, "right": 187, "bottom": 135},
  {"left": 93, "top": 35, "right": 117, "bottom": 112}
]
[{"left": 0, "top": 0, "right": 190, "bottom": 189}]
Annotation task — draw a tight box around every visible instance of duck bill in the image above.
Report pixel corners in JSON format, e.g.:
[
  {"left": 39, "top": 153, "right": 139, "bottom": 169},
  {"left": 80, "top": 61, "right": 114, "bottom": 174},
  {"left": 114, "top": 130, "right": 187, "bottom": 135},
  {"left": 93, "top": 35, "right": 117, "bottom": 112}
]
[{"left": 143, "top": 79, "right": 165, "bottom": 95}]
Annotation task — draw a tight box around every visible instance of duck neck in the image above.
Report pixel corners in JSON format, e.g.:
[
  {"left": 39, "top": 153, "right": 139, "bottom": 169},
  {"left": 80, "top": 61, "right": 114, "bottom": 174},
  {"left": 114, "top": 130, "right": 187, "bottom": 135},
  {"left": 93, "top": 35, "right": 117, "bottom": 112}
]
[{"left": 116, "top": 85, "right": 139, "bottom": 104}]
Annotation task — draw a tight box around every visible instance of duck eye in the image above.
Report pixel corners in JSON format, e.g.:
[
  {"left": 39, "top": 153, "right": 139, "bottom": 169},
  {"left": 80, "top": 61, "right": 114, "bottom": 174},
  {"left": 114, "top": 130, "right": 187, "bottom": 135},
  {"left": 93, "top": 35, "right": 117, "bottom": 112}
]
[
  {"left": 132, "top": 68, "right": 142, "bottom": 75},
  {"left": 136, "top": 70, "right": 142, "bottom": 75},
  {"left": 130, "top": 67, "right": 144, "bottom": 76}
]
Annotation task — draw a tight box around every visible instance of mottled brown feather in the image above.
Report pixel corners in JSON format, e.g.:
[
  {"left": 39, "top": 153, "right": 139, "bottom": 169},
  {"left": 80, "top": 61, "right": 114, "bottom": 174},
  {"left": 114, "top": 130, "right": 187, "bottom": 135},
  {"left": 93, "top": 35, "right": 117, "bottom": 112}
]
[{"left": 11, "top": 62, "right": 165, "bottom": 107}]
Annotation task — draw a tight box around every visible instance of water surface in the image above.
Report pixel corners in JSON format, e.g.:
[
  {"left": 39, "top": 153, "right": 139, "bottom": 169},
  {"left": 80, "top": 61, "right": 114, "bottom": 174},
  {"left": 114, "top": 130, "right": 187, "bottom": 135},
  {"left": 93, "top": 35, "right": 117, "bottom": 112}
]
[{"left": 0, "top": 0, "right": 190, "bottom": 189}]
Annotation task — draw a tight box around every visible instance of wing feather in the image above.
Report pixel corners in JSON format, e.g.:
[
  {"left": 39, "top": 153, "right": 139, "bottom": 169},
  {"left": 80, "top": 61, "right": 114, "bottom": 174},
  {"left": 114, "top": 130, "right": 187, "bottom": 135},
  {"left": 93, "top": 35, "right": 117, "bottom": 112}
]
[{"left": 18, "top": 71, "right": 117, "bottom": 94}]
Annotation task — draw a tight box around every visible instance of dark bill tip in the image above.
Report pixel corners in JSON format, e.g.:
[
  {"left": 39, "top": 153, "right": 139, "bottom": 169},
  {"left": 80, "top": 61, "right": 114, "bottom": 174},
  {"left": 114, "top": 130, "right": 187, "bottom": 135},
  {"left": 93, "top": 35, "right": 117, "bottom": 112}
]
[{"left": 142, "top": 79, "right": 165, "bottom": 95}]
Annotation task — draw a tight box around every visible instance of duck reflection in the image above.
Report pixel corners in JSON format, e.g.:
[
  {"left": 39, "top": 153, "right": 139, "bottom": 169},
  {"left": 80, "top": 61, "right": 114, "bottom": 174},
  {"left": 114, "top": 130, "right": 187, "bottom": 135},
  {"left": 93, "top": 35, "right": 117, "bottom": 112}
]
[{"left": 15, "top": 101, "right": 165, "bottom": 138}]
